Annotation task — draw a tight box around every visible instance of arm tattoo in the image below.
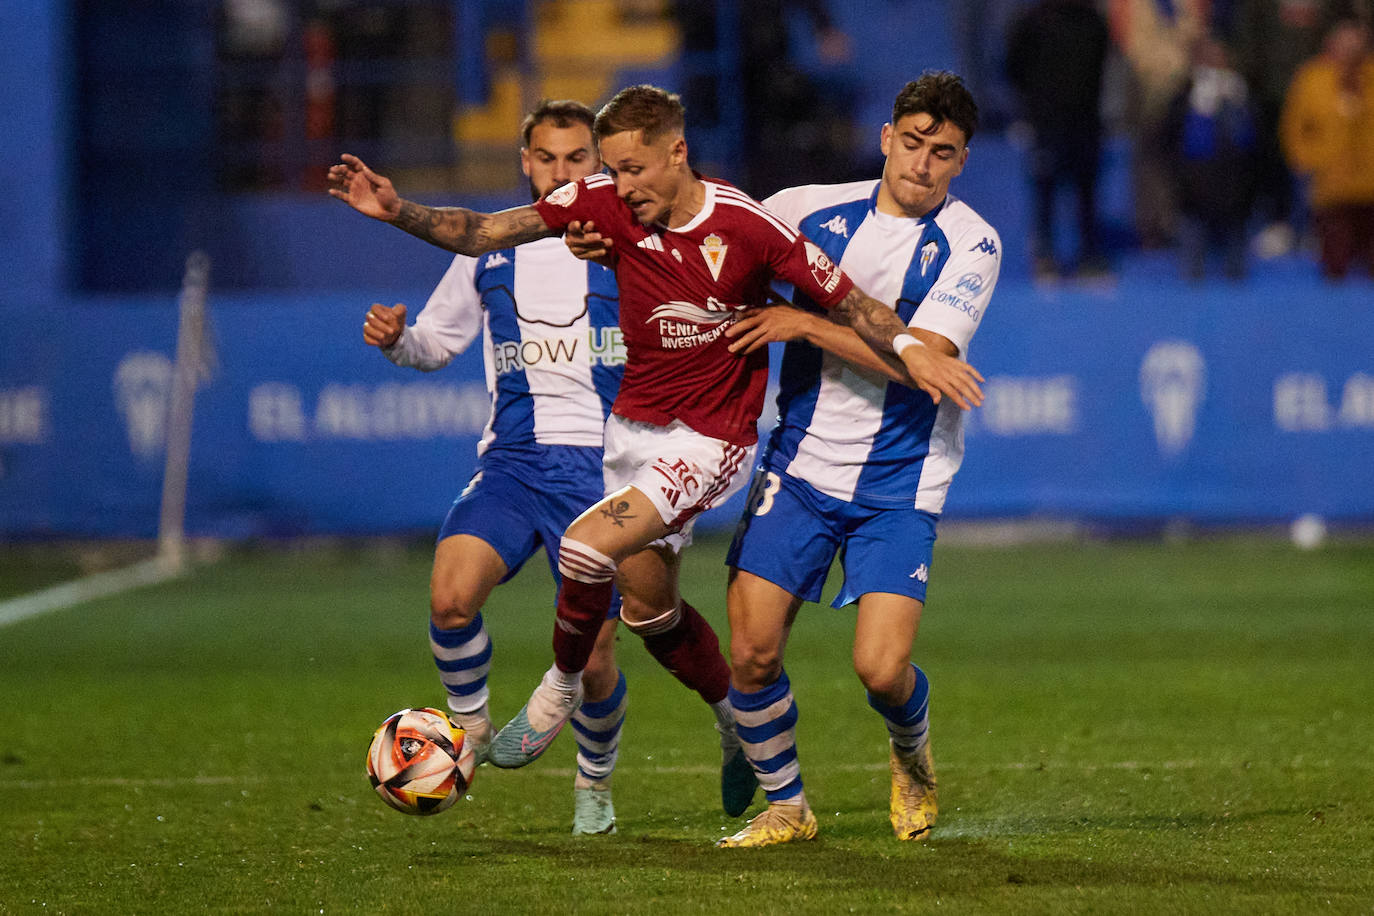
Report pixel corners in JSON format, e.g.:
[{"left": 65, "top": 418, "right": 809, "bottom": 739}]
[
  {"left": 831, "top": 288, "right": 911, "bottom": 355},
  {"left": 599, "top": 499, "right": 636, "bottom": 528},
  {"left": 393, "top": 201, "right": 554, "bottom": 255}
]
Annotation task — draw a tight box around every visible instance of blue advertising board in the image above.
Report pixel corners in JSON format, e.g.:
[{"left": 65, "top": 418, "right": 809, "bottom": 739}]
[{"left": 2, "top": 279, "right": 1371, "bottom": 539}]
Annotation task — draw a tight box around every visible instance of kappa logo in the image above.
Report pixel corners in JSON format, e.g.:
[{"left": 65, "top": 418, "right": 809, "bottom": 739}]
[
  {"left": 545, "top": 181, "right": 578, "bottom": 207},
  {"left": 804, "top": 241, "right": 842, "bottom": 294},
  {"left": 819, "top": 214, "right": 849, "bottom": 238},
  {"left": 484, "top": 252, "right": 510, "bottom": 269},
  {"left": 700, "top": 233, "right": 727, "bottom": 280},
  {"left": 909, "top": 563, "right": 929, "bottom": 583},
  {"left": 920, "top": 241, "right": 940, "bottom": 277},
  {"left": 971, "top": 237, "right": 998, "bottom": 256}
]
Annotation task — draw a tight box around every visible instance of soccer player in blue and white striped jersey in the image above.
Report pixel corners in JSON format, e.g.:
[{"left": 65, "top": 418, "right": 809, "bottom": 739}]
[
  {"left": 360, "top": 101, "right": 627, "bottom": 835},
  {"left": 718, "top": 72, "right": 1000, "bottom": 847}
]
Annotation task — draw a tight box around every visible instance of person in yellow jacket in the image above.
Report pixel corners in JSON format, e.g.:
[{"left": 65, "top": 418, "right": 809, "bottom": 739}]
[{"left": 1280, "top": 19, "right": 1374, "bottom": 279}]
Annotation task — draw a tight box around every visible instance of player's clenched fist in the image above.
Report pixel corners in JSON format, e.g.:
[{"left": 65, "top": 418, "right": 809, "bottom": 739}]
[
  {"left": 328, "top": 154, "right": 402, "bottom": 222},
  {"left": 363, "top": 303, "right": 407, "bottom": 349}
]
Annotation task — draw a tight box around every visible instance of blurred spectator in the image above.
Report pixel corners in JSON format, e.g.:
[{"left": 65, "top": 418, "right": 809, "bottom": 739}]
[
  {"left": 1109, "top": 0, "right": 1210, "bottom": 249},
  {"left": 1164, "top": 36, "right": 1261, "bottom": 280},
  {"left": 1006, "top": 0, "right": 1112, "bottom": 280},
  {"left": 673, "top": 0, "right": 857, "bottom": 197},
  {"left": 1280, "top": 19, "right": 1374, "bottom": 279},
  {"left": 1228, "top": 0, "right": 1354, "bottom": 259},
  {"left": 952, "top": 0, "right": 1027, "bottom": 130}
]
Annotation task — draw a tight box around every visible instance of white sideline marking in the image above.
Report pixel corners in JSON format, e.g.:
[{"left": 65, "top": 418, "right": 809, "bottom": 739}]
[{"left": 0, "top": 557, "right": 182, "bottom": 629}]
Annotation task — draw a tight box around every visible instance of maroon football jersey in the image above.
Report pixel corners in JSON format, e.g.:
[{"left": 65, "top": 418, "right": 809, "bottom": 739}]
[{"left": 534, "top": 173, "right": 853, "bottom": 446}]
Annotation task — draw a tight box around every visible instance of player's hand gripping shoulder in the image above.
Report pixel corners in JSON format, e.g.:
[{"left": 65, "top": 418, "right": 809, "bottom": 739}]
[
  {"left": 363, "top": 303, "right": 407, "bottom": 349},
  {"left": 832, "top": 288, "right": 985, "bottom": 409},
  {"left": 328, "top": 153, "right": 555, "bottom": 255}
]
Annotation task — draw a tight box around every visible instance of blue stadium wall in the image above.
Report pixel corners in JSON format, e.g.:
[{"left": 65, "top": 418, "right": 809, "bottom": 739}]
[
  {"left": 4, "top": 278, "right": 1372, "bottom": 538},
  {"left": 2, "top": 2, "right": 1371, "bottom": 537}
]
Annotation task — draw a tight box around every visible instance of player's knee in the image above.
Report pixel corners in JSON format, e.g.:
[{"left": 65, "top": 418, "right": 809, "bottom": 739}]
[
  {"left": 729, "top": 639, "right": 783, "bottom": 690},
  {"left": 429, "top": 587, "right": 480, "bottom": 630},
  {"left": 853, "top": 655, "right": 908, "bottom": 702},
  {"left": 617, "top": 592, "right": 671, "bottom": 626}
]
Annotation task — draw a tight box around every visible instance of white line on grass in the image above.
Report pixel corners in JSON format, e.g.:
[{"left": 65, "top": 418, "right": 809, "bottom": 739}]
[{"left": 0, "top": 557, "right": 182, "bottom": 628}]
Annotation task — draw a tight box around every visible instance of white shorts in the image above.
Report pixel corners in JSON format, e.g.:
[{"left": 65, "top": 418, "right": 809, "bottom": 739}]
[{"left": 602, "top": 414, "right": 754, "bottom": 551}]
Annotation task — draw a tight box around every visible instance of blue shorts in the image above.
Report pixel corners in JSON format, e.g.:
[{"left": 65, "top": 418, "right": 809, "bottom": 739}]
[
  {"left": 438, "top": 446, "right": 620, "bottom": 618},
  {"left": 726, "top": 468, "right": 938, "bottom": 608}
]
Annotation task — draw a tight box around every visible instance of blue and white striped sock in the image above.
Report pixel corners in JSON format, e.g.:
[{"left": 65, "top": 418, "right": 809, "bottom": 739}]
[
  {"left": 868, "top": 664, "right": 930, "bottom": 756},
  {"left": 572, "top": 670, "right": 627, "bottom": 787},
  {"left": 429, "top": 615, "right": 492, "bottom": 718},
  {"left": 729, "top": 670, "right": 803, "bottom": 803}
]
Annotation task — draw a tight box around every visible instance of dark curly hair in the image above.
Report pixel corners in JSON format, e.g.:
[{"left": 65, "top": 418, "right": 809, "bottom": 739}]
[{"left": 892, "top": 71, "right": 979, "bottom": 143}]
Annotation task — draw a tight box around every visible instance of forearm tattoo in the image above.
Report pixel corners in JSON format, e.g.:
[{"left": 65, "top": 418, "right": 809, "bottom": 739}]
[
  {"left": 832, "top": 288, "right": 911, "bottom": 355},
  {"left": 393, "top": 202, "right": 552, "bottom": 255}
]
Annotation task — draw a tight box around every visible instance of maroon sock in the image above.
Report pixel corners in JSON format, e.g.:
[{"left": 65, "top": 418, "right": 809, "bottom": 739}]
[
  {"left": 639, "top": 601, "right": 730, "bottom": 704},
  {"left": 552, "top": 578, "right": 613, "bottom": 673}
]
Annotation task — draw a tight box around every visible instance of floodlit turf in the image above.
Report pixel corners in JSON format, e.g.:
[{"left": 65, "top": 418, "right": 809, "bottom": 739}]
[{"left": 1, "top": 534, "right": 1372, "bottom": 913}]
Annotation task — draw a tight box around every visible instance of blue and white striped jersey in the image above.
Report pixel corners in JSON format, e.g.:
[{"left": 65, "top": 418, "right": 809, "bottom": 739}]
[
  {"left": 761, "top": 180, "right": 1000, "bottom": 513},
  {"left": 384, "top": 236, "right": 624, "bottom": 459}
]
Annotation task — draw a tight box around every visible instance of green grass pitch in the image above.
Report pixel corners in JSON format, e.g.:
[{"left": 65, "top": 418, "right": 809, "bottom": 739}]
[{"left": 2, "top": 533, "right": 1372, "bottom": 913}]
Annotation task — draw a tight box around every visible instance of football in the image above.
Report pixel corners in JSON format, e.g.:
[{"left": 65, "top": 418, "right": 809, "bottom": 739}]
[{"left": 365, "top": 707, "right": 476, "bottom": 815}]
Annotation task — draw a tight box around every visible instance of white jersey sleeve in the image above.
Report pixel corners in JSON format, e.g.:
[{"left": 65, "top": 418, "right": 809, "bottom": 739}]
[
  {"left": 910, "top": 217, "right": 1000, "bottom": 357},
  {"left": 383, "top": 254, "right": 482, "bottom": 371}
]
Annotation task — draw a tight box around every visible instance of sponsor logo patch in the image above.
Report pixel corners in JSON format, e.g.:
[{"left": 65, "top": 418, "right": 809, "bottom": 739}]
[
  {"left": 804, "top": 241, "right": 842, "bottom": 294},
  {"left": 648, "top": 298, "right": 737, "bottom": 349},
  {"left": 545, "top": 181, "right": 578, "bottom": 207},
  {"left": 956, "top": 272, "right": 984, "bottom": 295}
]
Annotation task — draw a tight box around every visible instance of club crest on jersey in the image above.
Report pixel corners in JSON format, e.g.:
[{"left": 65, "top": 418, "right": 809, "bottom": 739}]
[
  {"left": 920, "top": 242, "right": 940, "bottom": 277},
  {"left": 545, "top": 181, "right": 578, "bottom": 207},
  {"left": 699, "top": 233, "right": 727, "bottom": 281},
  {"left": 804, "top": 241, "right": 842, "bottom": 294}
]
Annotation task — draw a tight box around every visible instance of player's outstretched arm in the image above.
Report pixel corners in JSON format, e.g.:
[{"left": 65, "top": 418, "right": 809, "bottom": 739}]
[
  {"left": 328, "top": 153, "right": 556, "bottom": 255},
  {"left": 725, "top": 305, "right": 912, "bottom": 384},
  {"left": 832, "top": 287, "right": 985, "bottom": 409}
]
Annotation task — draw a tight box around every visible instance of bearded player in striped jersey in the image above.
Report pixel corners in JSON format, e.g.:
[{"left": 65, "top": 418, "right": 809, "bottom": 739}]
[
  {"left": 329, "top": 85, "right": 984, "bottom": 825},
  {"left": 360, "top": 101, "right": 628, "bottom": 835}
]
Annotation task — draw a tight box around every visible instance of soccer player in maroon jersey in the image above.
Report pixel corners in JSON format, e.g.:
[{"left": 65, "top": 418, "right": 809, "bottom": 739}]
[{"left": 328, "top": 85, "right": 983, "bottom": 820}]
